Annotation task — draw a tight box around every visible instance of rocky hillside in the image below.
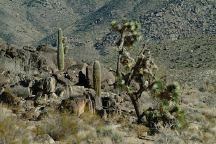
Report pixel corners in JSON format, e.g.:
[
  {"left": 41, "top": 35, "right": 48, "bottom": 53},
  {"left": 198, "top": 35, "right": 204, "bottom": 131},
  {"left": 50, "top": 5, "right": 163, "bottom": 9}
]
[
  {"left": 0, "top": 0, "right": 216, "bottom": 65},
  {"left": 0, "top": 37, "right": 215, "bottom": 144},
  {"left": 0, "top": 0, "right": 215, "bottom": 104},
  {"left": 0, "top": 1, "right": 216, "bottom": 142},
  {"left": 0, "top": 0, "right": 215, "bottom": 46},
  {"left": 95, "top": 0, "right": 215, "bottom": 54}
]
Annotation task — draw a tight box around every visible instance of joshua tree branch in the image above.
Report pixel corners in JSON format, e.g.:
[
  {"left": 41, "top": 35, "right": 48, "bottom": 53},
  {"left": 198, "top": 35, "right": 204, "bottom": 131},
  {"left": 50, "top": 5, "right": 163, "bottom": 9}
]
[{"left": 116, "top": 33, "right": 125, "bottom": 77}]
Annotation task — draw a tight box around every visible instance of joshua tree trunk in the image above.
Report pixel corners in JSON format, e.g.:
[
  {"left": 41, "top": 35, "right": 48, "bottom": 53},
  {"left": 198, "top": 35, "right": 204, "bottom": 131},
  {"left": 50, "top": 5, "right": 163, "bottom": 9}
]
[
  {"left": 116, "top": 33, "right": 125, "bottom": 76},
  {"left": 129, "top": 93, "right": 142, "bottom": 122}
]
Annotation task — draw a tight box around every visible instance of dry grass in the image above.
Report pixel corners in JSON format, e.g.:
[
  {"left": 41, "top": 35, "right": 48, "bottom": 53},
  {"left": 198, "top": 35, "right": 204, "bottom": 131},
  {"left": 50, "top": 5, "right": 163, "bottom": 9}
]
[
  {"left": 0, "top": 104, "right": 124, "bottom": 143},
  {"left": 96, "top": 126, "right": 123, "bottom": 143},
  {"left": 0, "top": 104, "right": 34, "bottom": 144},
  {"left": 35, "top": 111, "right": 118, "bottom": 143},
  {"left": 203, "top": 81, "right": 216, "bottom": 94},
  {"left": 0, "top": 57, "right": 24, "bottom": 75},
  {"left": 36, "top": 111, "right": 79, "bottom": 141}
]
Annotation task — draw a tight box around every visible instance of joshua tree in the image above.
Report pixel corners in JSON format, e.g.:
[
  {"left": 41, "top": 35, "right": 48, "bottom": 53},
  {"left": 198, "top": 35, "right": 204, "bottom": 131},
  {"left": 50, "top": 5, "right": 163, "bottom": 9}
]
[
  {"left": 111, "top": 20, "right": 154, "bottom": 122},
  {"left": 111, "top": 20, "right": 185, "bottom": 129}
]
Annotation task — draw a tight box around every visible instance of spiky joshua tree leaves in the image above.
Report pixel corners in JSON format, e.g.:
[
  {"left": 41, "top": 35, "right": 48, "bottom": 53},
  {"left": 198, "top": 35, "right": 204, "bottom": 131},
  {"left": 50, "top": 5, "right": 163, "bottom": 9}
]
[{"left": 111, "top": 20, "right": 142, "bottom": 76}]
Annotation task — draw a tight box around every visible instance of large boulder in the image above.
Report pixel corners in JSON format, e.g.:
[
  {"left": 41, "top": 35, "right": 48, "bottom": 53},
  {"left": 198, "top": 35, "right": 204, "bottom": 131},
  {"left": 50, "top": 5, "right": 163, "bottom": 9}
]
[
  {"left": 58, "top": 87, "right": 96, "bottom": 116},
  {"left": 65, "top": 63, "right": 86, "bottom": 85},
  {"left": 59, "top": 96, "right": 88, "bottom": 117},
  {"left": 30, "top": 76, "right": 57, "bottom": 96},
  {"left": 43, "top": 77, "right": 56, "bottom": 94},
  {"left": 0, "top": 73, "right": 10, "bottom": 88},
  {"left": 31, "top": 79, "right": 44, "bottom": 97},
  {"left": 12, "top": 85, "right": 31, "bottom": 99},
  {"left": 33, "top": 134, "right": 55, "bottom": 144}
]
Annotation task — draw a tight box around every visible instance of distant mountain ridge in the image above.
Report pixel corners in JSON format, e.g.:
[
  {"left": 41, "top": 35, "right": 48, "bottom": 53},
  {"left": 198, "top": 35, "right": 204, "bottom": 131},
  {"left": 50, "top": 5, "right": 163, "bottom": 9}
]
[
  {"left": 0, "top": 0, "right": 215, "bottom": 87},
  {"left": 0, "top": 0, "right": 215, "bottom": 49}
]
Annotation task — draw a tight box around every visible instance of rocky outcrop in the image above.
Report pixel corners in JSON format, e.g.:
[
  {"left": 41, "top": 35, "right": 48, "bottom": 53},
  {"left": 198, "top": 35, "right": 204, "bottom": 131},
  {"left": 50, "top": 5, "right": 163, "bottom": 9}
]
[
  {"left": 79, "top": 63, "right": 115, "bottom": 91},
  {"left": 33, "top": 134, "right": 55, "bottom": 144},
  {"left": 43, "top": 77, "right": 56, "bottom": 94},
  {"left": 59, "top": 96, "right": 90, "bottom": 117}
]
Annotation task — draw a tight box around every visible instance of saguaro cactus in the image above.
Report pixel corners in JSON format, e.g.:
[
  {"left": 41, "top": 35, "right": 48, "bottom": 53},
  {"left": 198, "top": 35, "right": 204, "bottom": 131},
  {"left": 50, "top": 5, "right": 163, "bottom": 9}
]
[
  {"left": 93, "top": 60, "right": 102, "bottom": 110},
  {"left": 57, "top": 28, "right": 64, "bottom": 71},
  {"left": 93, "top": 60, "right": 101, "bottom": 97},
  {"left": 63, "top": 37, "right": 69, "bottom": 54}
]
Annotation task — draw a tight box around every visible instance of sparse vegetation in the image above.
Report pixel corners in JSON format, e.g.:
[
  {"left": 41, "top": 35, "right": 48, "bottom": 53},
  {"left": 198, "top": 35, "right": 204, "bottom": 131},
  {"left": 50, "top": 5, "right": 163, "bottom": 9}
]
[
  {"left": 96, "top": 126, "right": 123, "bottom": 143},
  {"left": 0, "top": 105, "right": 33, "bottom": 144},
  {"left": 36, "top": 112, "right": 79, "bottom": 141},
  {"left": 0, "top": 0, "right": 215, "bottom": 143}
]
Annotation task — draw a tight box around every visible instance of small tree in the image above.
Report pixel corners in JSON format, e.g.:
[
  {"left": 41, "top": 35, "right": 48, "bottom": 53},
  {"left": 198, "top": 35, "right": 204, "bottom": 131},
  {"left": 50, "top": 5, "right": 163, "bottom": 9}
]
[
  {"left": 111, "top": 20, "right": 185, "bottom": 132},
  {"left": 111, "top": 20, "right": 155, "bottom": 121}
]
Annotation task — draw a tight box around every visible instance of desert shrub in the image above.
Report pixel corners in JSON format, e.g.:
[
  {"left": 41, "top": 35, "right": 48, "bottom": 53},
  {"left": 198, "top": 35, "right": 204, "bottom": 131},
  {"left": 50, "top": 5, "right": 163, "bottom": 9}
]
[
  {"left": 0, "top": 105, "right": 32, "bottom": 143},
  {"left": 36, "top": 112, "right": 79, "bottom": 141},
  {"left": 0, "top": 57, "right": 24, "bottom": 74},
  {"left": 36, "top": 111, "right": 106, "bottom": 142},
  {"left": 96, "top": 126, "right": 123, "bottom": 143}
]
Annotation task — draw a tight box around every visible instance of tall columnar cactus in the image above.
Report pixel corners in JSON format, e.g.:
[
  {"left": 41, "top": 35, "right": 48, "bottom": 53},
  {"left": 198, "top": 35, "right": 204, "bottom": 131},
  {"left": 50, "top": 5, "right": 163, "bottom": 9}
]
[
  {"left": 63, "top": 37, "right": 69, "bottom": 54},
  {"left": 57, "top": 28, "right": 64, "bottom": 71},
  {"left": 93, "top": 60, "right": 101, "bottom": 97},
  {"left": 86, "top": 65, "right": 90, "bottom": 88}
]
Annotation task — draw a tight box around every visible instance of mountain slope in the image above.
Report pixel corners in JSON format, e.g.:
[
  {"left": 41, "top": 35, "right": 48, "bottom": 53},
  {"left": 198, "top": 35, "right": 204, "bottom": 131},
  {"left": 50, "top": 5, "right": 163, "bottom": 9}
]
[
  {"left": 0, "top": 0, "right": 215, "bottom": 45},
  {"left": 0, "top": 0, "right": 215, "bottom": 59}
]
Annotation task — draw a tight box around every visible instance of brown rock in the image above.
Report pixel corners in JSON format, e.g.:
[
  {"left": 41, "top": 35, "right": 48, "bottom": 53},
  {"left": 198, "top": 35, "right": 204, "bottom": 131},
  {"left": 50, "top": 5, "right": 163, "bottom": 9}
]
[
  {"left": 43, "top": 77, "right": 56, "bottom": 94},
  {"left": 52, "top": 72, "right": 69, "bottom": 86},
  {"left": 0, "top": 88, "right": 20, "bottom": 105},
  {"left": 59, "top": 87, "right": 96, "bottom": 116},
  {"left": 23, "top": 45, "right": 36, "bottom": 52},
  {"left": 66, "top": 86, "right": 86, "bottom": 96},
  {"left": 33, "top": 134, "right": 55, "bottom": 144},
  {"left": 59, "top": 96, "right": 88, "bottom": 117},
  {"left": 0, "top": 74, "right": 10, "bottom": 87}
]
